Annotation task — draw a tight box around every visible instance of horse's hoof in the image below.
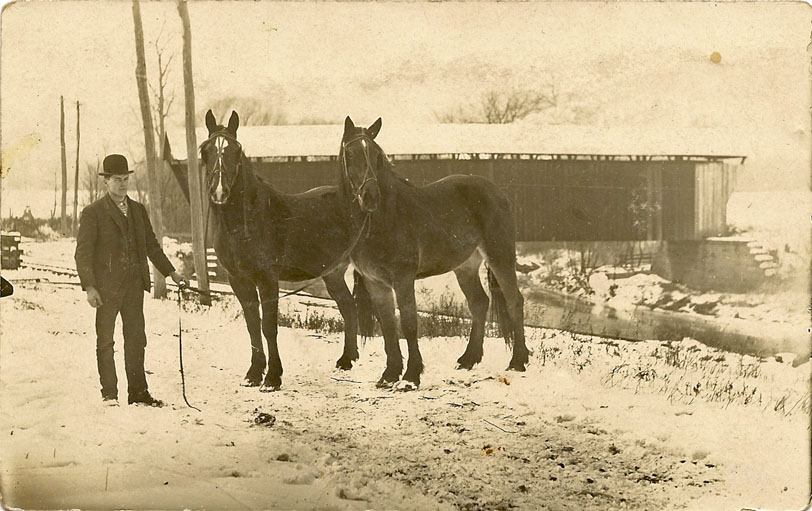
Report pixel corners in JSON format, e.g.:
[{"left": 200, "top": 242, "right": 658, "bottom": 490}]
[
  {"left": 375, "top": 378, "right": 397, "bottom": 389},
  {"left": 260, "top": 374, "right": 282, "bottom": 392},
  {"left": 506, "top": 362, "right": 527, "bottom": 372},
  {"left": 335, "top": 357, "right": 354, "bottom": 371},
  {"left": 456, "top": 360, "right": 476, "bottom": 371},
  {"left": 259, "top": 383, "right": 281, "bottom": 393},
  {"left": 394, "top": 380, "right": 418, "bottom": 392},
  {"left": 241, "top": 377, "right": 262, "bottom": 387}
]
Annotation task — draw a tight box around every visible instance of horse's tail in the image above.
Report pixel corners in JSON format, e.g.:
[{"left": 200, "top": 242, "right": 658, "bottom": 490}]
[
  {"left": 487, "top": 266, "right": 514, "bottom": 348},
  {"left": 353, "top": 271, "right": 376, "bottom": 338}
]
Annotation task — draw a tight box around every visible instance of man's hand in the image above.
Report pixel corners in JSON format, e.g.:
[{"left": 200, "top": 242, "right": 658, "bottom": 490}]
[
  {"left": 86, "top": 287, "right": 103, "bottom": 308},
  {"left": 170, "top": 271, "right": 187, "bottom": 288}
]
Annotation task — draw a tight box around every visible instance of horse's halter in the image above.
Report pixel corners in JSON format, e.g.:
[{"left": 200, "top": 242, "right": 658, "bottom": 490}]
[
  {"left": 341, "top": 133, "right": 381, "bottom": 207},
  {"left": 200, "top": 130, "right": 243, "bottom": 205}
]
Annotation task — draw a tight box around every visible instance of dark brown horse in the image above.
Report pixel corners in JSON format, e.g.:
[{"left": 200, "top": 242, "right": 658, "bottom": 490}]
[
  {"left": 201, "top": 110, "right": 365, "bottom": 391},
  {"left": 340, "top": 116, "right": 529, "bottom": 389}
]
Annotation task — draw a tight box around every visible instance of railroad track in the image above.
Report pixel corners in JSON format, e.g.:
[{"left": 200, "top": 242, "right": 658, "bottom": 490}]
[
  {"left": 13, "top": 258, "right": 474, "bottom": 322},
  {"left": 18, "top": 261, "right": 83, "bottom": 280},
  {"left": 15, "top": 259, "right": 334, "bottom": 302}
]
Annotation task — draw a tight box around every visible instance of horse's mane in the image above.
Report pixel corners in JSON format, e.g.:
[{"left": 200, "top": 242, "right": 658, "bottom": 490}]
[
  {"left": 340, "top": 130, "right": 416, "bottom": 189},
  {"left": 383, "top": 158, "right": 415, "bottom": 188}
]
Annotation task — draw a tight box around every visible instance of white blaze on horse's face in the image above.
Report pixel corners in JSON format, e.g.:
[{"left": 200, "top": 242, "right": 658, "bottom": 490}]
[{"left": 209, "top": 136, "right": 229, "bottom": 205}]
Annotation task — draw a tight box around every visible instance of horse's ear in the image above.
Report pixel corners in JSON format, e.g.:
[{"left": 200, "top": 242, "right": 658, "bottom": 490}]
[
  {"left": 367, "top": 118, "right": 382, "bottom": 139},
  {"left": 205, "top": 109, "right": 217, "bottom": 134},
  {"left": 227, "top": 111, "right": 240, "bottom": 134},
  {"left": 344, "top": 116, "right": 356, "bottom": 137}
]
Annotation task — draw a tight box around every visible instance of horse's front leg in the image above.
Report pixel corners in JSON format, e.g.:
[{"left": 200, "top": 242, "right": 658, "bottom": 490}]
[
  {"left": 322, "top": 267, "right": 358, "bottom": 370},
  {"left": 394, "top": 278, "right": 422, "bottom": 389},
  {"left": 228, "top": 273, "right": 265, "bottom": 386},
  {"left": 257, "top": 276, "right": 283, "bottom": 392},
  {"left": 364, "top": 278, "right": 402, "bottom": 387}
]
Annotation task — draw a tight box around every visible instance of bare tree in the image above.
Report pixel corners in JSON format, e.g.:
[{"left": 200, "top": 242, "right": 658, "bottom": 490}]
[
  {"left": 147, "top": 31, "right": 179, "bottom": 216},
  {"left": 82, "top": 158, "right": 102, "bottom": 206},
  {"left": 203, "top": 95, "right": 287, "bottom": 126},
  {"left": 129, "top": 158, "right": 148, "bottom": 205},
  {"left": 437, "top": 84, "right": 558, "bottom": 124},
  {"left": 178, "top": 0, "right": 211, "bottom": 304},
  {"left": 149, "top": 21, "right": 176, "bottom": 143},
  {"left": 132, "top": 0, "right": 167, "bottom": 298}
]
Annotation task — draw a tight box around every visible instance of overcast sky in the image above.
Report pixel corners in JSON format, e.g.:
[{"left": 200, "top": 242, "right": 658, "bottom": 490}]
[{"left": 1, "top": 1, "right": 809, "bottom": 212}]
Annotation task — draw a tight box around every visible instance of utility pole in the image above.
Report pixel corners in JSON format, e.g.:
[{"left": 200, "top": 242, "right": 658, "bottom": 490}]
[
  {"left": 72, "top": 101, "right": 80, "bottom": 235},
  {"left": 60, "top": 96, "right": 68, "bottom": 235}
]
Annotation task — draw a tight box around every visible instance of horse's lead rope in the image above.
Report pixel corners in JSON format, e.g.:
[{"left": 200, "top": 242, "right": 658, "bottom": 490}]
[{"left": 177, "top": 285, "right": 201, "bottom": 412}]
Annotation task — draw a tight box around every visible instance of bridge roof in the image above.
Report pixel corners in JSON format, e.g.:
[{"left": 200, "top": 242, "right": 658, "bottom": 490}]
[{"left": 166, "top": 123, "right": 746, "bottom": 162}]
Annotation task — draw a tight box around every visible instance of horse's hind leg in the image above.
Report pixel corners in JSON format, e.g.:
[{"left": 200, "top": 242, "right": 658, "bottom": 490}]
[
  {"left": 364, "top": 278, "right": 403, "bottom": 387},
  {"left": 482, "top": 223, "right": 530, "bottom": 371},
  {"left": 323, "top": 268, "right": 358, "bottom": 370},
  {"left": 454, "top": 251, "right": 489, "bottom": 370},
  {"left": 487, "top": 257, "right": 529, "bottom": 371},
  {"left": 395, "top": 278, "right": 423, "bottom": 388},
  {"left": 228, "top": 274, "right": 265, "bottom": 386}
]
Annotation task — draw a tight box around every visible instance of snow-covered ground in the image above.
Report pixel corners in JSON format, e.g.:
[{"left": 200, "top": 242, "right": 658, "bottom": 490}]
[{"left": 0, "top": 239, "right": 809, "bottom": 510}]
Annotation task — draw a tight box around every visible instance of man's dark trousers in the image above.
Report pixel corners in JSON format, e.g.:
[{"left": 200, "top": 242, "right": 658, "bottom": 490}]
[{"left": 95, "top": 267, "right": 149, "bottom": 400}]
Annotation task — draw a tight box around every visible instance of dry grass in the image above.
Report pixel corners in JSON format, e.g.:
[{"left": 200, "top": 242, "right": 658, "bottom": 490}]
[{"left": 529, "top": 328, "right": 810, "bottom": 418}]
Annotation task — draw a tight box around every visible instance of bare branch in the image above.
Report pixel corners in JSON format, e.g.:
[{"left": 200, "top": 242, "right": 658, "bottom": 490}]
[
  {"left": 165, "top": 93, "right": 176, "bottom": 115},
  {"left": 162, "top": 54, "right": 174, "bottom": 78},
  {"left": 438, "top": 82, "right": 558, "bottom": 124}
]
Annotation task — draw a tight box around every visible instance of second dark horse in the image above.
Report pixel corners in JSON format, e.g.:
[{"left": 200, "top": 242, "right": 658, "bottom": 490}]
[
  {"left": 340, "top": 117, "right": 530, "bottom": 389},
  {"left": 201, "top": 110, "right": 364, "bottom": 391}
]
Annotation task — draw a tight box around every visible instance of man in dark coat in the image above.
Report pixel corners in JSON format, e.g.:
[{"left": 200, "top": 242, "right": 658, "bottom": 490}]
[{"left": 75, "top": 154, "right": 184, "bottom": 407}]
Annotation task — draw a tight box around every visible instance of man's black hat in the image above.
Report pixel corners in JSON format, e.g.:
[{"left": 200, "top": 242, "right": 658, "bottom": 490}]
[{"left": 100, "top": 154, "right": 134, "bottom": 176}]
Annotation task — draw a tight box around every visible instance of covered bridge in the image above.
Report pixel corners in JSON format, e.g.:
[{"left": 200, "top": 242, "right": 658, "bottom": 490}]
[{"left": 164, "top": 123, "right": 743, "bottom": 242}]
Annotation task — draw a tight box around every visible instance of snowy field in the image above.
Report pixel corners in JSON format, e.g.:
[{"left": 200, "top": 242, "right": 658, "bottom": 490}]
[{"left": 0, "top": 238, "right": 810, "bottom": 510}]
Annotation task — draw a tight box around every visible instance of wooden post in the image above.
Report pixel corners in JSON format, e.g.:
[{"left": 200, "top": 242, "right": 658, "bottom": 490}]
[
  {"left": 646, "top": 167, "right": 654, "bottom": 241},
  {"left": 72, "top": 101, "right": 80, "bottom": 235},
  {"left": 60, "top": 96, "right": 68, "bottom": 235},
  {"left": 177, "top": 0, "right": 211, "bottom": 304},
  {"left": 132, "top": 0, "right": 167, "bottom": 299}
]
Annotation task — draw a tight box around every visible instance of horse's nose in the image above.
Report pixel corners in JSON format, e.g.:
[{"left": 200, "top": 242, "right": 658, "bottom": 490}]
[{"left": 360, "top": 186, "right": 379, "bottom": 213}]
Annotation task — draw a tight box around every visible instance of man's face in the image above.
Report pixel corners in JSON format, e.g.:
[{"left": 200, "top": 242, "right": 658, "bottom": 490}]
[{"left": 105, "top": 175, "right": 129, "bottom": 200}]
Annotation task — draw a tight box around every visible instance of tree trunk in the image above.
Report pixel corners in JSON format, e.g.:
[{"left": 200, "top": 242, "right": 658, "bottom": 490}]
[
  {"left": 72, "top": 101, "right": 80, "bottom": 235},
  {"left": 60, "top": 96, "right": 68, "bottom": 235},
  {"left": 177, "top": 0, "right": 210, "bottom": 304},
  {"left": 132, "top": 0, "right": 167, "bottom": 298}
]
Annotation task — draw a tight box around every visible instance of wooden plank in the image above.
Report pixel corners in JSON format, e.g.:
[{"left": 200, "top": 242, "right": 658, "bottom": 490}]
[
  {"left": 655, "top": 166, "right": 663, "bottom": 241},
  {"left": 693, "top": 165, "right": 700, "bottom": 239}
]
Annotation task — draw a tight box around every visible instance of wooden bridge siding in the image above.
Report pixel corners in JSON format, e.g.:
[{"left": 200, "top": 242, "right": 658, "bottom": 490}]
[
  {"left": 245, "top": 159, "right": 664, "bottom": 242},
  {"left": 253, "top": 160, "right": 337, "bottom": 194},
  {"left": 660, "top": 162, "right": 697, "bottom": 241},
  {"left": 694, "top": 162, "right": 735, "bottom": 238},
  {"left": 170, "top": 158, "right": 735, "bottom": 243}
]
